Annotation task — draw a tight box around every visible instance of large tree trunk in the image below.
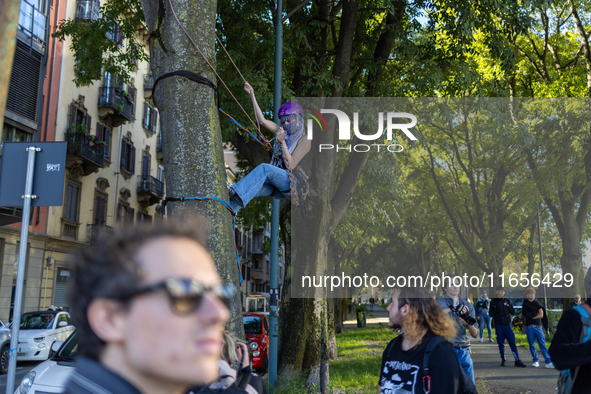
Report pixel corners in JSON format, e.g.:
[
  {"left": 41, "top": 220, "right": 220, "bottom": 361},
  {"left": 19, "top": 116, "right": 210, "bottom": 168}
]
[
  {"left": 0, "top": 0, "right": 21, "bottom": 124},
  {"left": 140, "top": 0, "right": 243, "bottom": 335}
]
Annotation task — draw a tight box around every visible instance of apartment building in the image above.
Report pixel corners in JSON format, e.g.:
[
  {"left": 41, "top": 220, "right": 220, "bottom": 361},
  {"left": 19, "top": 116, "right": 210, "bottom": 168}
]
[{"left": 0, "top": 0, "right": 165, "bottom": 321}]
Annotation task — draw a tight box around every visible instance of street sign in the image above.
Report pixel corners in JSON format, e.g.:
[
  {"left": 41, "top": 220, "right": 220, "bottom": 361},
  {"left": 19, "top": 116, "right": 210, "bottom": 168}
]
[{"left": 0, "top": 142, "right": 66, "bottom": 207}]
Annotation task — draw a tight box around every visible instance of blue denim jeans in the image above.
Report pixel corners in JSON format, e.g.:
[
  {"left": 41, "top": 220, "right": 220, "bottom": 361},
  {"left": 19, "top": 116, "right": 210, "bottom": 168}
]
[
  {"left": 496, "top": 324, "right": 520, "bottom": 361},
  {"left": 230, "top": 163, "right": 291, "bottom": 212},
  {"left": 525, "top": 325, "right": 551, "bottom": 364},
  {"left": 454, "top": 347, "right": 474, "bottom": 383},
  {"left": 479, "top": 314, "right": 492, "bottom": 339}
]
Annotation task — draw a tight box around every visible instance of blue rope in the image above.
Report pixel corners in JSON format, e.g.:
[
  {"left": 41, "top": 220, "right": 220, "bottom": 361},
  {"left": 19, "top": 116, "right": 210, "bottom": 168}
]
[{"left": 162, "top": 196, "right": 243, "bottom": 284}]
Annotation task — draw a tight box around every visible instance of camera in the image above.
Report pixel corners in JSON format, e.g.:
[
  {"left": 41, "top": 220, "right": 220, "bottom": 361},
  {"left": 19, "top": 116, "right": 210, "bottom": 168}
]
[{"left": 453, "top": 304, "right": 477, "bottom": 326}]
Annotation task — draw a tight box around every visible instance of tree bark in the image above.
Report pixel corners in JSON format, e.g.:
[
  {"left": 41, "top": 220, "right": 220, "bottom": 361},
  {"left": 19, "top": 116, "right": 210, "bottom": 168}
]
[{"left": 140, "top": 0, "right": 244, "bottom": 336}]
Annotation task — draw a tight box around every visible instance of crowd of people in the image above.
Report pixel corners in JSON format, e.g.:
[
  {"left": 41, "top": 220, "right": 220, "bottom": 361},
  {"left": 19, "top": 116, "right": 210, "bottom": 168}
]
[
  {"left": 378, "top": 274, "right": 591, "bottom": 394},
  {"left": 57, "top": 219, "right": 591, "bottom": 394}
]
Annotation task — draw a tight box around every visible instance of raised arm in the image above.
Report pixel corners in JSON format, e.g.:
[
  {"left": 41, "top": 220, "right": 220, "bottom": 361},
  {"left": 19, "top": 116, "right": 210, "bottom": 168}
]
[{"left": 244, "top": 82, "right": 280, "bottom": 133}]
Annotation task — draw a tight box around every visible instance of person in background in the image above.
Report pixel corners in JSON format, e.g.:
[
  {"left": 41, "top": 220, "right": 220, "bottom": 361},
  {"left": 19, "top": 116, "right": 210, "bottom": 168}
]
[
  {"left": 570, "top": 294, "right": 582, "bottom": 308},
  {"left": 378, "top": 288, "right": 461, "bottom": 394},
  {"left": 549, "top": 269, "right": 591, "bottom": 394},
  {"left": 437, "top": 278, "right": 479, "bottom": 382},
  {"left": 475, "top": 290, "right": 493, "bottom": 343},
  {"left": 522, "top": 287, "right": 553, "bottom": 368},
  {"left": 489, "top": 285, "right": 526, "bottom": 368},
  {"left": 206, "top": 331, "right": 267, "bottom": 394}
]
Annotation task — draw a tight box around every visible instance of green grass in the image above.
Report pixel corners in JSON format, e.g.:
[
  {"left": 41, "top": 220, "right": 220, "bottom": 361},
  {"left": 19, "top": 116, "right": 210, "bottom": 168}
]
[
  {"left": 330, "top": 327, "right": 395, "bottom": 394},
  {"left": 512, "top": 327, "right": 553, "bottom": 350}
]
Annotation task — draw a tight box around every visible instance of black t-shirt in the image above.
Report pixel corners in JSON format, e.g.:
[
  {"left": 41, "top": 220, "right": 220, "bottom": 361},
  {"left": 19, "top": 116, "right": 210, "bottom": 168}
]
[
  {"left": 522, "top": 299, "right": 543, "bottom": 326},
  {"left": 379, "top": 331, "right": 460, "bottom": 394},
  {"left": 549, "top": 301, "right": 591, "bottom": 394}
]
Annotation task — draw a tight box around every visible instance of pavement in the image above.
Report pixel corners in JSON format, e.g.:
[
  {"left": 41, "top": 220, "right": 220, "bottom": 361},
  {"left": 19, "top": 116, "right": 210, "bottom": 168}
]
[{"left": 343, "top": 305, "right": 559, "bottom": 394}]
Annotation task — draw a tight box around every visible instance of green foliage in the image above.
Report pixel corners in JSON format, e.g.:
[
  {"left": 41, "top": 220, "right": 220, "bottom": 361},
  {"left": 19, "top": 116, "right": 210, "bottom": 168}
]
[{"left": 52, "top": 0, "right": 149, "bottom": 87}]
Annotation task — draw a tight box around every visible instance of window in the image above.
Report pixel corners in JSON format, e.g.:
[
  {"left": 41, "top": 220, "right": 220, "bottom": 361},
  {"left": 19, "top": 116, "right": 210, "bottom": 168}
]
[
  {"left": 93, "top": 192, "right": 107, "bottom": 226},
  {"left": 62, "top": 181, "right": 80, "bottom": 238},
  {"left": 116, "top": 202, "right": 134, "bottom": 224},
  {"left": 96, "top": 122, "right": 111, "bottom": 160},
  {"left": 120, "top": 139, "right": 135, "bottom": 174},
  {"left": 1, "top": 124, "right": 32, "bottom": 155},
  {"left": 106, "top": 20, "right": 123, "bottom": 46},
  {"left": 254, "top": 234, "right": 259, "bottom": 251},
  {"left": 143, "top": 102, "right": 158, "bottom": 133},
  {"left": 57, "top": 313, "right": 69, "bottom": 327},
  {"left": 142, "top": 153, "right": 150, "bottom": 178},
  {"left": 67, "top": 103, "right": 91, "bottom": 135},
  {"left": 127, "top": 86, "right": 136, "bottom": 118},
  {"left": 157, "top": 165, "right": 164, "bottom": 182}
]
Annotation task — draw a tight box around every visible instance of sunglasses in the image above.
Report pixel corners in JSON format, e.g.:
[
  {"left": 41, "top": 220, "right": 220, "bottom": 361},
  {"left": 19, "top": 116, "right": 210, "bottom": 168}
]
[{"left": 118, "top": 278, "right": 235, "bottom": 315}]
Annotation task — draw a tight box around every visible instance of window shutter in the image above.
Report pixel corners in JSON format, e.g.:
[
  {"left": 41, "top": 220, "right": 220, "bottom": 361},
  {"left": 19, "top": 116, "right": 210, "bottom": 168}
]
[
  {"left": 104, "top": 127, "right": 111, "bottom": 160},
  {"left": 128, "top": 86, "right": 136, "bottom": 117},
  {"left": 96, "top": 123, "right": 103, "bottom": 139},
  {"left": 68, "top": 105, "right": 76, "bottom": 131},
  {"left": 120, "top": 141, "right": 126, "bottom": 170},
  {"left": 143, "top": 102, "right": 148, "bottom": 128},
  {"left": 151, "top": 109, "right": 158, "bottom": 132},
  {"left": 130, "top": 146, "right": 136, "bottom": 174},
  {"left": 85, "top": 113, "right": 92, "bottom": 133}
]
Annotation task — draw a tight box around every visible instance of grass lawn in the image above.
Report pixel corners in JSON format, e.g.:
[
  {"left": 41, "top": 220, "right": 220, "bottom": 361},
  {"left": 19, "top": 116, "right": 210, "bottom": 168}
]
[
  {"left": 330, "top": 327, "right": 395, "bottom": 394},
  {"left": 512, "top": 328, "right": 553, "bottom": 351}
]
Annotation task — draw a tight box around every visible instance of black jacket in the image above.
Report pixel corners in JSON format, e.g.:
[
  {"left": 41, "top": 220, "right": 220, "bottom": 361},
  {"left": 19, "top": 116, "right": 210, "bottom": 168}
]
[
  {"left": 64, "top": 357, "right": 143, "bottom": 394},
  {"left": 549, "top": 301, "right": 591, "bottom": 394},
  {"left": 489, "top": 298, "right": 514, "bottom": 326}
]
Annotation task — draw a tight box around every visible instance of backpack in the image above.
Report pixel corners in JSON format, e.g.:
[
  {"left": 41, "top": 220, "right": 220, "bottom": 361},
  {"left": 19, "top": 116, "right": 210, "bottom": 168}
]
[
  {"left": 556, "top": 303, "right": 591, "bottom": 394},
  {"left": 422, "top": 336, "right": 478, "bottom": 394}
]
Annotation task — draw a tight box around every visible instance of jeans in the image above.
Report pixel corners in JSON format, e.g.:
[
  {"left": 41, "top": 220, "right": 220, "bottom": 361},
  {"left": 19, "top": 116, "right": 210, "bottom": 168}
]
[
  {"left": 496, "top": 324, "right": 520, "bottom": 360},
  {"left": 454, "top": 347, "right": 474, "bottom": 383},
  {"left": 230, "top": 163, "right": 291, "bottom": 212},
  {"left": 525, "top": 325, "right": 551, "bottom": 364},
  {"left": 479, "top": 314, "right": 492, "bottom": 339}
]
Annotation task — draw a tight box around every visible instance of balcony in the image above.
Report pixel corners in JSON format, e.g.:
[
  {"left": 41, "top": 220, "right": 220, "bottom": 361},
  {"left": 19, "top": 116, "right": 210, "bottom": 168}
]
[
  {"left": 87, "top": 224, "right": 114, "bottom": 245},
  {"left": 98, "top": 87, "right": 132, "bottom": 127},
  {"left": 251, "top": 269, "right": 264, "bottom": 281},
  {"left": 137, "top": 175, "right": 164, "bottom": 205},
  {"left": 75, "top": 0, "right": 100, "bottom": 21},
  {"left": 144, "top": 74, "right": 154, "bottom": 91},
  {"left": 17, "top": 0, "right": 47, "bottom": 54},
  {"left": 0, "top": 207, "right": 24, "bottom": 227},
  {"left": 65, "top": 132, "right": 105, "bottom": 175}
]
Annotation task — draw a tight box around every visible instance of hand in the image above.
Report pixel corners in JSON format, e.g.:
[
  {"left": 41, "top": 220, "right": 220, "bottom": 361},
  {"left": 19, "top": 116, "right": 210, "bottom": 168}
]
[
  {"left": 277, "top": 128, "right": 286, "bottom": 143},
  {"left": 457, "top": 305, "right": 469, "bottom": 315},
  {"left": 236, "top": 342, "right": 250, "bottom": 368},
  {"left": 459, "top": 317, "right": 468, "bottom": 326},
  {"left": 244, "top": 82, "right": 254, "bottom": 95}
]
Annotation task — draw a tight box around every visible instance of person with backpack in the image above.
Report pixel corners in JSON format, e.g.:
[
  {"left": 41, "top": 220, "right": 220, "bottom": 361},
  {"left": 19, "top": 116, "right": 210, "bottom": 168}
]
[
  {"left": 206, "top": 331, "right": 267, "bottom": 394},
  {"left": 549, "top": 268, "right": 591, "bottom": 394},
  {"left": 378, "top": 287, "right": 477, "bottom": 394},
  {"left": 475, "top": 291, "right": 493, "bottom": 343},
  {"left": 227, "top": 83, "right": 311, "bottom": 213},
  {"left": 489, "top": 285, "right": 526, "bottom": 367}
]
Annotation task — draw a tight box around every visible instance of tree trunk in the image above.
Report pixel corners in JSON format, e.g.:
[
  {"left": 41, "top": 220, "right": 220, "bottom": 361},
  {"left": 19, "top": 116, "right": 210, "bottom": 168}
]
[
  {"left": 0, "top": 0, "right": 21, "bottom": 124},
  {"left": 139, "top": 0, "right": 243, "bottom": 336}
]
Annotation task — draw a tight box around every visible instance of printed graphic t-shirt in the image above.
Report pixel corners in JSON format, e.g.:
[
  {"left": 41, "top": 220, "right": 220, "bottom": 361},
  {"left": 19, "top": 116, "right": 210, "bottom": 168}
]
[{"left": 379, "top": 332, "right": 460, "bottom": 394}]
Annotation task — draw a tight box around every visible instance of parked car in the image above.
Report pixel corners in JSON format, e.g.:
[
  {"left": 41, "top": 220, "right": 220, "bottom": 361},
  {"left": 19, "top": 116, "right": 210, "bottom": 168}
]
[
  {"left": 15, "top": 330, "right": 76, "bottom": 394},
  {"left": 17, "top": 311, "right": 75, "bottom": 361},
  {"left": 243, "top": 312, "right": 269, "bottom": 372},
  {"left": 0, "top": 319, "right": 12, "bottom": 374}
]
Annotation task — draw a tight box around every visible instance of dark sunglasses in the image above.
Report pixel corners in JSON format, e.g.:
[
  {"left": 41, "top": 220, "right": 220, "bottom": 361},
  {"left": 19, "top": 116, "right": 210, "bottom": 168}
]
[{"left": 118, "top": 278, "right": 235, "bottom": 315}]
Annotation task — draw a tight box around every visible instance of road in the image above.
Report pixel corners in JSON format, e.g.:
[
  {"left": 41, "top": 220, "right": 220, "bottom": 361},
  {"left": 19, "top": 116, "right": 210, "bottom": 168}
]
[{"left": 0, "top": 361, "right": 42, "bottom": 393}]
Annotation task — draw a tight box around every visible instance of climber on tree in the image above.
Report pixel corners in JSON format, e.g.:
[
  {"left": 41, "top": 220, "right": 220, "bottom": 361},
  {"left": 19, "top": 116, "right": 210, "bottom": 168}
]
[{"left": 228, "top": 82, "right": 311, "bottom": 213}]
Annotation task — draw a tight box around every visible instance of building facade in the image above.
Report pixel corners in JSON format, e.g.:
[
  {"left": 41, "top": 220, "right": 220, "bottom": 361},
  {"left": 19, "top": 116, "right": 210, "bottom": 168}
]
[{"left": 0, "top": 0, "right": 165, "bottom": 322}]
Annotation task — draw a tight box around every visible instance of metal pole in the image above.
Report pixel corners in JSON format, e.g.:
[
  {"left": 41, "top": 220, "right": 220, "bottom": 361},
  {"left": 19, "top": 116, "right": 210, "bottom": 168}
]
[
  {"left": 537, "top": 204, "right": 547, "bottom": 308},
  {"left": 269, "top": 0, "right": 283, "bottom": 389},
  {"left": 6, "top": 146, "right": 39, "bottom": 394}
]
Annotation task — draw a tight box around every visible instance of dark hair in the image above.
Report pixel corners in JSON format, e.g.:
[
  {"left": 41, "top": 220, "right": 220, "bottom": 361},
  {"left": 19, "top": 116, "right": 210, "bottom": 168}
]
[{"left": 67, "top": 218, "right": 208, "bottom": 359}]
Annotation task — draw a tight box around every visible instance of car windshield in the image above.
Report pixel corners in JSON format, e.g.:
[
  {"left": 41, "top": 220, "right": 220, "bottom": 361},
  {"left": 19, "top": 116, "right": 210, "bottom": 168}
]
[
  {"left": 54, "top": 331, "right": 77, "bottom": 362},
  {"left": 243, "top": 316, "right": 262, "bottom": 334},
  {"left": 20, "top": 313, "right": 54, "bottom": 329}
]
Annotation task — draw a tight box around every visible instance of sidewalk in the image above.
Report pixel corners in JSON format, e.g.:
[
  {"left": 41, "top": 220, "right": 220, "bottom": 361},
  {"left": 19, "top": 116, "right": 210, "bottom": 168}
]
[
  {"left": 472, "top": 340, "right": 557, "bottom": 394},
  {"left": 343, "top": 304, "right": 389, "bottom": 330}
]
